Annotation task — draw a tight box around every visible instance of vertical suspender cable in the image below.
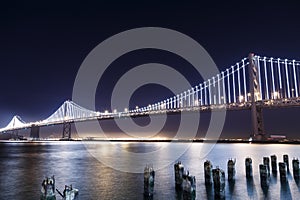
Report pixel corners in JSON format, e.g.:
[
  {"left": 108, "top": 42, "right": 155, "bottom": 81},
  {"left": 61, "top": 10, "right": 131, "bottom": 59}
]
[
  {"left": 270, "top": 58, "right": 275, "bottom": 99},
  {"left": 237, "top": 63, "right": 241, "bottom": 101},
  {"left": 285, "top": 59, "right": 291, "bottom": 98},
  {"left": 222, "top": 72, "right": 226, "bottom": 104},
  {"left": 242, "top": 59, "right": 247, "bottom": 101},
  {"left": 293, "top": 60, "right": 299, "bottom": 97},
  {"left": 227, "top": 69, "right": 231, "bottom": 103},
  {"left": 257, "top": 56, "right": 263, "bottom": 99},
  {"left": 232, "top": 66, "right": 236, "bottom": 103},
  {"left": 217, "top": 74, "right": 221, "bottom": 104},
  {"left": 263, "top": 57, "right": 269, "bottom": 99}
]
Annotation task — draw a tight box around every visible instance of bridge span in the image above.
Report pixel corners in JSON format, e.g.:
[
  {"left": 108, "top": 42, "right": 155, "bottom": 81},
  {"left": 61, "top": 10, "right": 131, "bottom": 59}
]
[{"left": 1, "top": 53, "right": 300, "bottom": 140}]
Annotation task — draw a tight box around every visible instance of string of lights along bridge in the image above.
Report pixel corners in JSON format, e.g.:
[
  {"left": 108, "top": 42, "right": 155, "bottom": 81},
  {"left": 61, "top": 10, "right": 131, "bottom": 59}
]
[{"left": 1, "top": 53, "right": 300, "bottom": 140}]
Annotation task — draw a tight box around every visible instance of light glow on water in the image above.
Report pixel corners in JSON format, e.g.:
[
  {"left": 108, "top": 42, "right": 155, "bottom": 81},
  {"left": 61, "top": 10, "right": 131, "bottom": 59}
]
[{"left": 1, "top": 142, "right": 300, "bottom": 199}]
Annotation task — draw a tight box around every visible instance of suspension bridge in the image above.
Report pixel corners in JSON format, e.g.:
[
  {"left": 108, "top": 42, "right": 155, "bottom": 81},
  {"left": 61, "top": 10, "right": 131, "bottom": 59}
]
[{"left": 1, "top": 53, "right": 300, "bottom": 140}]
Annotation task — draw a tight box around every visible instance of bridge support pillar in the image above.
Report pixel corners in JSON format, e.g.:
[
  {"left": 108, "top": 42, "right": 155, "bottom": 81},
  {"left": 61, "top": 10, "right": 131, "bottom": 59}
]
[
  {"left": 62, "top": 122, "right": 71, "bottom": 139},
  {"left": 12, "top": 130, "right": 19, "bottom": 139},
  {"left": 30, "top": 125, "right": 40, "bottom": 139},
  {"left": 248, "top": 53, "right": 266, "bottom": 141}
]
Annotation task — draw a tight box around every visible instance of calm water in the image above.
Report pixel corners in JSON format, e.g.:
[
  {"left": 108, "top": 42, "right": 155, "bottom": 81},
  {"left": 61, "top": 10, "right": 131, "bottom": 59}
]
[{"left": 0, "top": 142, "right": 300, "bottom": 200}]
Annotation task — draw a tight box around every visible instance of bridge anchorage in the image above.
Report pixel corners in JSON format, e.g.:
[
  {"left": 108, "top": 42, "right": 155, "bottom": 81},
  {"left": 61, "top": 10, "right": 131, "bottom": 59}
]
[{"left": 1, "top": 53, "right": 300, "bottom": 141}]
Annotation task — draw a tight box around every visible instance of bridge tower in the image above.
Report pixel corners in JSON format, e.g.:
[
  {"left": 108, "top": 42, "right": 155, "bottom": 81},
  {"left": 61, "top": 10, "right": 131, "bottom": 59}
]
[
  {"left": 11, "top": 117, "right": 19, "bottom": 139},
  {"left": 62, "top": 122, "right": 71, "bottom": 139},
  {"left": 61, "top": 101, "right": 71, "bottom": 140},
  {"left": 12, "top": 129, "right": 19, "bottom": 139},
  {"left": 248, "top": 53, "right": 266, "bottom": 141}
]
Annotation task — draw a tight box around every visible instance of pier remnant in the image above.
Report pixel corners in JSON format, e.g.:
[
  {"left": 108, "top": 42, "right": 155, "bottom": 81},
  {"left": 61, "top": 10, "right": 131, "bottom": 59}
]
[
  {"left": 204, "top": 160, "right": 213, "bottom": 185},
  {"left": 144, "top": 165, "right": 155, "bottom": 197},
  {"left": 40, "top": 176, "right": 56, "bottom": 200},
  {"left": 227, "top": 158, "right": 236, "bottom": 181},
  {"left": 292, "top": 158, "right": 300, "bottom": 178},
  {"left": 245, "top": 157, "right": 253, "bottom": 178},
  {"left": 263, "top": 157, "right": 270, "bottom": 176},
  {"left": 174, "top": 161, "right": 184, "bottom": 190},
  {"left": 271, "top": 155, "right": 277, "bottom": 173},
  {"left": 279, "top": 162, "right": 287, "bottom": 183},
  {"left": 212, "top": 167, "right": 225, "bottom": 199},
  {"left": 182, "top": 171, "right": 196, "bottom": 200},
  {"left": 283, "top": 154, "right": 289, "bottom": 171},
  {"left": 259, "top": 164, "right": 269, "bottom": 188}
]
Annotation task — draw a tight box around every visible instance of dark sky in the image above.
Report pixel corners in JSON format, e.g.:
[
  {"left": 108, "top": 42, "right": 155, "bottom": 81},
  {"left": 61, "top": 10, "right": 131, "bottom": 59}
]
[{"left": 1, "top": 1, "right": 300, "bottom": 138}]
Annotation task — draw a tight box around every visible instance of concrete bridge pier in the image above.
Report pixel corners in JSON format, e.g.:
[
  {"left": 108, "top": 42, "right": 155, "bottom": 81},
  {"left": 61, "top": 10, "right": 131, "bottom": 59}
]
[{"left": 30, "top": 124, "right": 40, "bottom": 139}]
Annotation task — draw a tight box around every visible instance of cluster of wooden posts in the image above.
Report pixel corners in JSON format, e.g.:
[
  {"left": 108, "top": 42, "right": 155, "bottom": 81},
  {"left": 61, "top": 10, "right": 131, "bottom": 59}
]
[{"left": 143, "top": 154, "right": 300, "bottom": 199}]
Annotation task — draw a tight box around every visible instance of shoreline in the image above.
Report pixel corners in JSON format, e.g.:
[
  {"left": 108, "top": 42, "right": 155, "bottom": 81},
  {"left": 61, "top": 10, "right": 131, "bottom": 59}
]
[{"left": 1, "top": 139, "right": 300, "bottom": 144}]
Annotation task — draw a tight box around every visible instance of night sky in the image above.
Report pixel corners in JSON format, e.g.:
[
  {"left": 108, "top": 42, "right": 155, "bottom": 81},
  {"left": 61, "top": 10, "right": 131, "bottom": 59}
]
[{"left": 1, "top": 1, "right": 300, "bottom": 138}]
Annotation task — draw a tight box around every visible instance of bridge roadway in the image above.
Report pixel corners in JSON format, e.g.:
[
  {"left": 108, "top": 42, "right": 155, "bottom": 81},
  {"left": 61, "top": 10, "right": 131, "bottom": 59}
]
[{"left": 3, "top": 96, "right": 300, "bottom": 133}]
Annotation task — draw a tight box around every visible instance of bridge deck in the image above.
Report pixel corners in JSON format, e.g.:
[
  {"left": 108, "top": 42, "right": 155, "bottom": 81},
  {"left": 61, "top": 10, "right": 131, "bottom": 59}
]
[{"left": 2, "top": 97, "right": 300, "bottom": 133}]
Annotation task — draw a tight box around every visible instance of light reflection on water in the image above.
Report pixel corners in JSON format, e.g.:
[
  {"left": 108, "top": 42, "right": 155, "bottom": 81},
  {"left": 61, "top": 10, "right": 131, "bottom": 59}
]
[{"left": 0, "top": 142, "right": 300, "bottom": 199}]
